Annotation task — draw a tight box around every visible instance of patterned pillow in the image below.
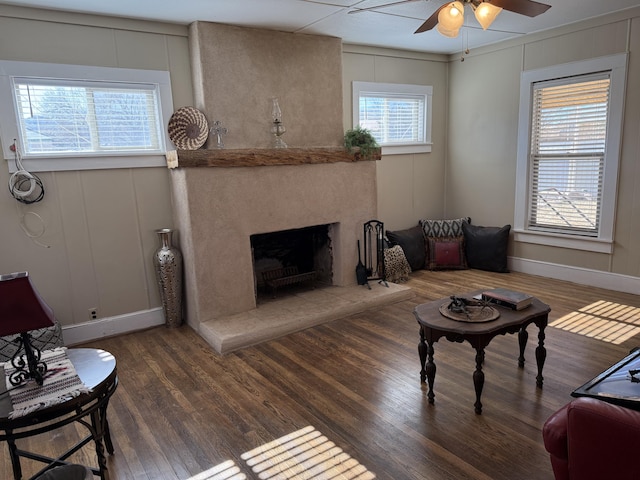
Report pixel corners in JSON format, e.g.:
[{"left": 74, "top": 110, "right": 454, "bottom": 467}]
[
  {"left": 383, "top": 245, "right": 412, "bottom": 283},
  {"left": 426, "top": 237, "right": 468, "bottom": 270},
  {"left": 419, "top": 217, "right": 471, "bottom": 239}
]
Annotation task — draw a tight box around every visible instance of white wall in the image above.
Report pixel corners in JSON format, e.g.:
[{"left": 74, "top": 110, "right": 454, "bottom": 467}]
[
  {"left": 0, "top": 6, "right": 192, "bottom": 341},
  {"left": 3, "top": 4, "right": 640, "bottom": 345},
  {"left": 446, "top": 7, "right": 640, "bottom": 284},
  {"left": 342, "top": 45, "right": 449, "bottom": 231}
]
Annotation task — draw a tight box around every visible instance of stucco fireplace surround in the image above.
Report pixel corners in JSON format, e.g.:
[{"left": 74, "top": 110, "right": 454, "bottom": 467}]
[{"left": 168, "top": 22, "right": 413, "bottom": 354}]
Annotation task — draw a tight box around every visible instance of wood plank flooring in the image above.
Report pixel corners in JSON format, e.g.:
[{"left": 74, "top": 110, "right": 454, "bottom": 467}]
[{"left": 2, "top": 269, "right": 639, "bottom": 479}]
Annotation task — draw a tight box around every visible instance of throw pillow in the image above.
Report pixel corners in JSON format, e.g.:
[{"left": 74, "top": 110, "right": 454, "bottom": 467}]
[
  {"left": 462, "top": 223, "right": 511, "bottom": 273},
  {"left": 386, "top": 225, "right": 425, "bottom": 271},
  {"left": 426, "top": 237, "right": 468, "bottom": 270},
  {"left": 419, "top": 217, "right": 471, "bottom": 239},
  {"left": 383, "top": 245, "right": 412, "bottom": 283}
]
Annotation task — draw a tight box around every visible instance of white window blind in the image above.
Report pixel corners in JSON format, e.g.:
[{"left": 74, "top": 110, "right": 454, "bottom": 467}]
[
  {"left": 13, "top": 78, "right": 163, "bottom": 156},
  {"left": 352, "top": 81, "right": 432, "bottom": 154},
  {"left": 528, "top": 74, "right": 611, "bottom": 237},
  {"left": 359, "top": 93, "right": 425, "bottom": 144},
  {"left": 0, "top": 60, "right": 174, "bottom": 172}
]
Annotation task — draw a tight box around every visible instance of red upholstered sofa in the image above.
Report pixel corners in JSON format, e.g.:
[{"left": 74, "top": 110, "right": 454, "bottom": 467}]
[{"left": 543, "top": 397, "right": 640, "bottom": 480}]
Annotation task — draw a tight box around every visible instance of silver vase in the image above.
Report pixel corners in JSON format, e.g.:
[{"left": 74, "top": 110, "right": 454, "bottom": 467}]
[{"left": 154, "top": 228, "right": 183, "bottom": 328}]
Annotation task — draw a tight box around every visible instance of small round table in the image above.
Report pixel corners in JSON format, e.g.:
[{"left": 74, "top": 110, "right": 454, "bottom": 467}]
[{"left": 0, "top": 348, "right": 118, "bottom": 480}]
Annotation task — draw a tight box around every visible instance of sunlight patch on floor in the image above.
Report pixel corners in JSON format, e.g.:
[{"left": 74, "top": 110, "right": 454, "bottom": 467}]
[
  {"left": 187, "top": 459, "right": 247, "bottom": 479},
  {"left": 241, "top": 425, "right": 376, "bottom": 480},
  {"left": 550, "top": 300, "right": 640, "bottom": 344}
]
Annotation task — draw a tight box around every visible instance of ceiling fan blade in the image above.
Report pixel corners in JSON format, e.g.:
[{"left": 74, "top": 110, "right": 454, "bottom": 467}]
[
  {"left": 414, "top": 4, "right": 446, "bottom": 33},
  {"left": 348, "top": 0, "right": 420, "bottom": 15},
  {"left": 488, "top": 0, "right": 551, "bottom": 17}
]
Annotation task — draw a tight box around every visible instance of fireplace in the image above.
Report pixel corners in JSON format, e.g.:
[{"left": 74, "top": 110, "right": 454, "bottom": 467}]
[
  {"left": 170, "top": 159, "right": 379, "bottom": 327},
  {"left": 252, "top": 224, "right": 334, "bottom": 300},
  {"left": 166, "top": 22, "right": 414, "bottom": 354},
  {"left": 168, "top": 154, "right": 418, "bottom": 355}
]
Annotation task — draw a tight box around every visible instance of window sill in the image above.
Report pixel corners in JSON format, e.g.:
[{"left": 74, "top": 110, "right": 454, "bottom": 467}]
[
  {"left": 381, "top": 144, "right": 431, "bottom": 155},
  {"left": 7, "top": 154, "right": 168, "bottom": 173},
  {"left": 513, "top": 229, "right": 613, "bottom": 254}
]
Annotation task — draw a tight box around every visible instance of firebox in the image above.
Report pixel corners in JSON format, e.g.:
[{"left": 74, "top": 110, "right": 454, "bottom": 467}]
[{"left": 251, "top": 224, "right": 334, "bottom": 300}]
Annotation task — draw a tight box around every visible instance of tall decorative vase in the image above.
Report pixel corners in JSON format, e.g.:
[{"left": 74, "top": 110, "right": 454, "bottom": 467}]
[{"left": 154, "top": 228, "right": 183, "bottom": 328}]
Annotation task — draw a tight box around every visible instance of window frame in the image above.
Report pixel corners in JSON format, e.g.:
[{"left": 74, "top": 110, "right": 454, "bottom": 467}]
[
  {"left": 0, "top": 60, "right": 174, "bottom": 173},
  {"left": 352, "top": 81, "right": 433, "bottom": 155},
  {"left": 514, "top": 54, "right": 628, "bottom": 254}
]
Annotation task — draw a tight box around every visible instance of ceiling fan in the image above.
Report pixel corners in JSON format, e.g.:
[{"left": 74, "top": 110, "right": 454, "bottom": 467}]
[{"left": 349, "top": 0, "right": 551, "bottom": 38}]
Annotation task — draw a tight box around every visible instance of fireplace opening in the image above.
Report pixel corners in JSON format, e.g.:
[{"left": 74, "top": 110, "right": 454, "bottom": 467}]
[{"left": 251, "top": 224, "right": 333, "bottom": 301}]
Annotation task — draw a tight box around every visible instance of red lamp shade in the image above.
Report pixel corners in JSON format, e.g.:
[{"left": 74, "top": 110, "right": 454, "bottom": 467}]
[{"left": 0, "top": 272, "right": 55, "bottom": 337}]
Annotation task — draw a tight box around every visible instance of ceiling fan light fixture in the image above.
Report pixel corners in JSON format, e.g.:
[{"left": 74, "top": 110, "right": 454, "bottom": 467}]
[
  {"left": 436, "top": 23, "right": 460, "bottom": 38},
  {"left": 474, "top": 2, "right": 502, "bottom": 30},
  {"left": 438, "top": 1, "right": 465, "bottom": 31}
]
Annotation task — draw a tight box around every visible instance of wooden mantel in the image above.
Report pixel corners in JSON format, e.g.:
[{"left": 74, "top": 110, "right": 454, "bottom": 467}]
[{"left": 168, "top": 146, "right": 381, "bottom": 168}]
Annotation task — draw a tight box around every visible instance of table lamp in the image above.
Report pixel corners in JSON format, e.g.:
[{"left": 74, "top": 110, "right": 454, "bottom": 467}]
[{"left": 0, "top": 272, "right": 55, "bottom": 386}]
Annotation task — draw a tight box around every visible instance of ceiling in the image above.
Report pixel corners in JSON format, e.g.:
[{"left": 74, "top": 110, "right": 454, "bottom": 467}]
[{"left": 2, "top": 0, "right": 640, "bottom": 55}]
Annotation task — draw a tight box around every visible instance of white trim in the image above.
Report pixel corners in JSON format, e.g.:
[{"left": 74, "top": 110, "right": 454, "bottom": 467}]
[
  {"left": 352, "top": 81, "right": 433, "bottom": 154},
  {"left": 509, "top": 256, "right": 640, "bottom": 295},
  {"left": 381, "top": 144, "right": 433, "bottom": 155},
  {"left": 0, "top": 60, "right": 174, "bottom": 173},
  {"left": 514, "top": 53, "right": 628, "bottom": 252},
  {"left": 513, "top": 229, "right": 613, "bottom": 254},
  {"left": 61, "top": 307, "right": 165, "bottom": 346}
]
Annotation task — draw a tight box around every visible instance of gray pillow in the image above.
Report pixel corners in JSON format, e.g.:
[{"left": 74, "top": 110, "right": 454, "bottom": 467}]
[
  {"left": 462, "top": 223, "right": 510, "bottom": 273},
  {"left": 386, "top": 225, "right": 425, "bottom": 271}
]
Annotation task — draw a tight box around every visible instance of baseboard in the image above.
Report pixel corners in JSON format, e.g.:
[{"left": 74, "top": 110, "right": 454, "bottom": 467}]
[
  {"left": 61, "top": 260, "right": 639, "bottom": 346},
  {"left": 62, "top": 307, "right": 165, "bottom": 346},
  {"left": 510, "top": 256, "right": 640, "bottom": 295}
]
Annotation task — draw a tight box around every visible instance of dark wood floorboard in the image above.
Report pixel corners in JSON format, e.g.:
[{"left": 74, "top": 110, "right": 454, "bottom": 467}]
[{"left": 1, "top": 269, "right": 638, "bottom": 479}]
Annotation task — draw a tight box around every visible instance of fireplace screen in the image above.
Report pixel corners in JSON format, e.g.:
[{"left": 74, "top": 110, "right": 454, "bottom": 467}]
[{"left": 251, "top": 224, "right": 333, "bottom": 299}]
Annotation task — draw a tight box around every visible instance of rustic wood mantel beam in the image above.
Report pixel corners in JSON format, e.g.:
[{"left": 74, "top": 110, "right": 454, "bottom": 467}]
[{"left": 168, "top": 147, "right": 381, "bottom": 168}]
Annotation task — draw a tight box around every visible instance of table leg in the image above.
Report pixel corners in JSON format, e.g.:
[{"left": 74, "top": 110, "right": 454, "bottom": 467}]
[
  {"left": 419, "top": 327, "right": 437, "bottom": 404},
  {"left": 536, "top": 323, "right": 547, "bottom": 388},
  {"left": 473, "top": 348, "right": 485, "bottom": 414},
  {"left": 90, "top": 409, "right": 109, "bottom": 480},
  {"left": 518, "top": 327, "right": 528, "bottom": 368},
  {"left": 6, "top": 434, "right": 22, "bottom": 480},
  {"left": 425, "top": 342, "right": 436, "bottom": 404},
  {"left": 418, "top": 326, "right": 427, "bottom": 383},
  {"left": 100, "top": 402, "right": 115, "bottom": 455}
]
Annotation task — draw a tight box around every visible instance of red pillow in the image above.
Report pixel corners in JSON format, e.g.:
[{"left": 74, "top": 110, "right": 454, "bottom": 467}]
[{"left": 427, "top": 237, "right": 468, "bottom": 270}]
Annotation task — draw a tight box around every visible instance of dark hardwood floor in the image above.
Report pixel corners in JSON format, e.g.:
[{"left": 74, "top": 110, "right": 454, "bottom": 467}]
[{"left": 2, "top": 269, "right": 639, "bottom": 479}]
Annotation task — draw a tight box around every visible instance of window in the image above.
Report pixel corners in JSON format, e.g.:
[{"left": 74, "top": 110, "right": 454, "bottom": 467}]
[
  {"left": 352, "top": 81, "right": 432, "bottom": 154},
  {"left": 0, "top": 61, "right": 174, "bottom": 172},
  {"left": 514, "top": 54, "right": 627, "bottom": 253}
]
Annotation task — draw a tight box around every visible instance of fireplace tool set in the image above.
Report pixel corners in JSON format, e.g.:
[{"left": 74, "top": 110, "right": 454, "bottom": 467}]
[{"left": 357, "top": 220, "right": 389, "bottom": 289}]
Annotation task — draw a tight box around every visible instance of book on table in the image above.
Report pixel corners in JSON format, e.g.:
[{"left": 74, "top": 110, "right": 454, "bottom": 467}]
[{"left": 481, "top": 288, "right": 533, "bottom": 310}]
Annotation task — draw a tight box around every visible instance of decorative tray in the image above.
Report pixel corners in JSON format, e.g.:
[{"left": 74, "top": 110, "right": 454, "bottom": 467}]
[{"left": 439, "top": 299, "right": 500, "bottom": 323}]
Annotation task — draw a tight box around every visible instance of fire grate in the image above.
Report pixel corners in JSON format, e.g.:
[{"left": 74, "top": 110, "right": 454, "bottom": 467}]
[{"left": 262, "top": 266, "right": 317, "bottom": 298}]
